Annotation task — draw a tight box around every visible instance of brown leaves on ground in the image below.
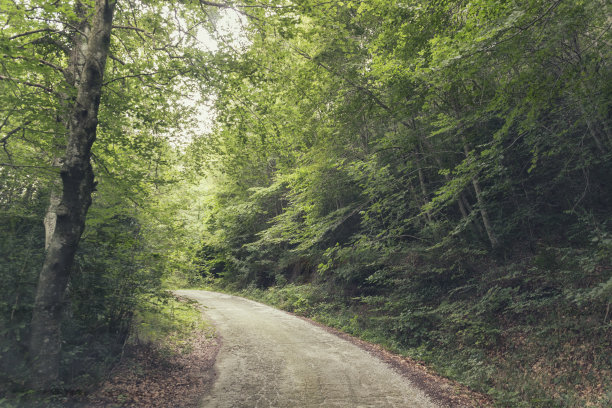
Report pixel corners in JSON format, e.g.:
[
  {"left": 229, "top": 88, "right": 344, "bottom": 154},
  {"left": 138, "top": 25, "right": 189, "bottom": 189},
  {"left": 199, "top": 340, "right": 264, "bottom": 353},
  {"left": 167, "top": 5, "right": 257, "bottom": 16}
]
[{"left": 84, "top": 332, "right": 220, "bottom": 408}]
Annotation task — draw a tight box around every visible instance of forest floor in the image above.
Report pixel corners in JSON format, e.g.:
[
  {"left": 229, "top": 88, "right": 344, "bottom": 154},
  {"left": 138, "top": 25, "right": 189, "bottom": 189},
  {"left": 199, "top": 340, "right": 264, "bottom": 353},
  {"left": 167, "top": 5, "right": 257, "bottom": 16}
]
[{"left": 81, "top": 326, "right": 220, "bottom": 407}]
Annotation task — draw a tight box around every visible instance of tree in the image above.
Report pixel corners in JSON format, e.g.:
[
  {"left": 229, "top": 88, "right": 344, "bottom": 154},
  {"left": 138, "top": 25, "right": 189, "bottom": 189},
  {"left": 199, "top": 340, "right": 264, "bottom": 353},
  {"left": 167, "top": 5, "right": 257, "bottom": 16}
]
[{"left": 28, "top": 0, "right": 117, "bottom": 389}]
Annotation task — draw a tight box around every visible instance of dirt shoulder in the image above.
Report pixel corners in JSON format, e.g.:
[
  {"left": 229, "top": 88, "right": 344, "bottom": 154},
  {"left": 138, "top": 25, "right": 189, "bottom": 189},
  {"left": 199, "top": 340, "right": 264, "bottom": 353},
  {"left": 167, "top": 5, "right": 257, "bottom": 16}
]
[{"left": 82, "top": 330, "right": 220, "bottom": 407}]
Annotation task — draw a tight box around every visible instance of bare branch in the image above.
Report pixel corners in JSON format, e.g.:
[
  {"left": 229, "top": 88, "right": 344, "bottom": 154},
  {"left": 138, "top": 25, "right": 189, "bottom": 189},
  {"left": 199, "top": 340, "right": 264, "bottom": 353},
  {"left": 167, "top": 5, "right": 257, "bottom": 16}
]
[
  {"left": 28, "top": 36, "right": 70, "bottom": 54},
  {"left": 0, "top": 74, "right": 54, "bottom": 93},
  {"left": 110, "top": 31, "right": 137, "bottom": 63},
  {"left": 112, "top": 24, "right": 154, "bottom": 37},
  {"left": 103, "top": 71, "right": 162, "bottom": 86},
  {"left": 9, "top": 28, "right": 59, "bottom": 40},
  {"left": 109, "top": 54, "right": 126, "bottom": 65},
  {"left": 1, "top": 121, "right": 33, "bottom": 144},
  {"left": 0, "top": 162, "right": 57, "bottom": 170},
  {"left": 200, "top": 0, "right": 334, "bottom": 9},
  {"left": 0, "top": 108, "right": 16, "bottom": 133},
  {"left": 199, "top": 0, "right": 232, "bottom": 9},
  {"left": 199, "top": 0, "right": 260, "bottom": 21},
  {"left": 37, "top": 59, "right": 66, "bottom": 75},
  {"left": 8, "top": 56, "right": 67, "bottom": 77}
]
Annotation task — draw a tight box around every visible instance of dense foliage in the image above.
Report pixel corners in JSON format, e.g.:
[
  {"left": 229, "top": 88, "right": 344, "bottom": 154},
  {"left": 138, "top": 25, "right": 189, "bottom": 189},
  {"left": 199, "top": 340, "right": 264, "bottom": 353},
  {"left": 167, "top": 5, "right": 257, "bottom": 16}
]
[
  {"left": 186, "top": 0, "right": 612, "bottom": 406},
  {"left": 1, "top": 0, "right": 610, "bottom": 406}
]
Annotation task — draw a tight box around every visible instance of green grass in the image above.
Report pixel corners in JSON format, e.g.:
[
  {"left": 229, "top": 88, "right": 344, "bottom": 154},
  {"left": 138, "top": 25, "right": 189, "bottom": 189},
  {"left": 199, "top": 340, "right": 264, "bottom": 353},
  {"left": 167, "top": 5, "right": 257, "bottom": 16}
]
[{"left": 130, "top": 291, "right": 215, "bottom": 353}]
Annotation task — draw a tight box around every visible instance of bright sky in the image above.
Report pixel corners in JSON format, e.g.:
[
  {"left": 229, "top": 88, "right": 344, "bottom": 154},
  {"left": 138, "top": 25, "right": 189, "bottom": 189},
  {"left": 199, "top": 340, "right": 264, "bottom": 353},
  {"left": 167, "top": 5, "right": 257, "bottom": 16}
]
[
  {"left": 176, "top": 9, "right": 249, "bottom": 147},
  {"left": 195, "top": 9, "right": 250, "bottom": 53}
]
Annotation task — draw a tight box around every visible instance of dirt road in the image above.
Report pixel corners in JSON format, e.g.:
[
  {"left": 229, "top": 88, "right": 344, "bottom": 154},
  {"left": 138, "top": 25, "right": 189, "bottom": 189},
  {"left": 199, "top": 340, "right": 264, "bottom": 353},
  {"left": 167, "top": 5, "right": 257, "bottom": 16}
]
[{"left": 176, "top": 290, "right": 440, "bottom": 408}]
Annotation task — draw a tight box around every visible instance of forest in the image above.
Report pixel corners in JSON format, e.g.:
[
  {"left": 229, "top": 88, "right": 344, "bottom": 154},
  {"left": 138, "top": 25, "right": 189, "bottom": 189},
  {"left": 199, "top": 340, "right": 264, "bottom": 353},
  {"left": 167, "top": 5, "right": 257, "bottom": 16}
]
[{"left": 1, "top": 0, "right": 611, "bottom": 406}]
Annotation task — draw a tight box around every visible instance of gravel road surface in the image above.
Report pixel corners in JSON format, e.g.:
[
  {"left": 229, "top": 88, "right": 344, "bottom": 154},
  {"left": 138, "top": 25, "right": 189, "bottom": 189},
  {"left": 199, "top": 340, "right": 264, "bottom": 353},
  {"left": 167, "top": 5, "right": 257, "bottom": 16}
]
[{"left": 176, "top": 290, "right": 439, "bottom": 408}]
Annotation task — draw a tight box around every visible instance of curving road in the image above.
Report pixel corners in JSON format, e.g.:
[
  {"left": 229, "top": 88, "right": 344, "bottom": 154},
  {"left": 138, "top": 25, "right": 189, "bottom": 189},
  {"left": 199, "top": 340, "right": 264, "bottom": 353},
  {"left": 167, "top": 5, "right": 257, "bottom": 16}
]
[{"left": 176, "top": 290, "right": 439, "bottom": 408}]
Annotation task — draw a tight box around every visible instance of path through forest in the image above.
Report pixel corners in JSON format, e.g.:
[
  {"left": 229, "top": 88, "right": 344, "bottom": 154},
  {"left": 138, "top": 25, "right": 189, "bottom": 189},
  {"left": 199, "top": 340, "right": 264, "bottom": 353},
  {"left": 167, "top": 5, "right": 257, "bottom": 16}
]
[{"left": 177, "top": 290, "right": 449, "bottom": 408}]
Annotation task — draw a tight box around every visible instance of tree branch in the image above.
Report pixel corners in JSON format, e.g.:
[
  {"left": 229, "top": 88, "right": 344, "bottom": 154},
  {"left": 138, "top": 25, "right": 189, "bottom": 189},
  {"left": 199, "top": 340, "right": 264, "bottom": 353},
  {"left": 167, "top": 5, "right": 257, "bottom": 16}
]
[
  {"left": 199, "top": 0, "right": 260, "bottom": 21},
  {"left": 9, "top": 28, "right": 59, "bottom": 40},
  {"left": 0, "top": 121, "right": 33, "bottom": 144},
  {"left": 28, "top": 36, "right": 71, "bottom": 55},
  {"left": 109, "top": 54, "right": 126, "bottom": 65},
  {"left": 0, "top": 108, "right": 16, "bottom": 133},
  {"left": 112, "top": 24, "right": 154, "bottom": 38},
  {"left": 0, "top": 75, "right": 54, "bottom": 93},
  {"left": 465, "top": 0, "right": 564, "bottom": 57},
  {"left": 8, "top": 56, "right": 67, "bottom": 77},
  {"left": 102, "top": 69, "right": 181, "bottom": 86},
  {"left": 0, "top": 162, "right": 57, "bottom": 170},
  {"left": 201, "top": 0, "right": 334, "bottom": 9}
]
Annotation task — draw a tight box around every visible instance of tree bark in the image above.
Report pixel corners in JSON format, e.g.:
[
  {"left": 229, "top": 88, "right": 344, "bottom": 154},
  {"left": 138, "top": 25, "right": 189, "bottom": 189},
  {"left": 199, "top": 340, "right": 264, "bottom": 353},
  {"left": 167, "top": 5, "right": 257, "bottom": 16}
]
[
  {"left": 470, "top": 173, "right": 499, "bottom": 248},
  {"left": 43, "top": 189, "right": 61, "bottom": 250},
  {"left": 30, "top": 0, "right": 117, "bottom": 391},
  {"left": 414, "top": 149, "right": 433, "bottom": 224},
  {"left": 44, "top": 3, "right": 91, "bottom": 250},
  {"left": 459, "top": 192, "right": 485, "bottom": 236},
  {"left": 462, "top": 143, "right": 499, "bottom": 249}
]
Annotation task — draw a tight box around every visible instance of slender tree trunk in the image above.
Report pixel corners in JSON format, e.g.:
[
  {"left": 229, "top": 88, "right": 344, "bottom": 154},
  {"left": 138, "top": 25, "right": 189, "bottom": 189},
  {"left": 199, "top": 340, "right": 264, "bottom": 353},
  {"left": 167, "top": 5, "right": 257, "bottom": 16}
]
[
  {"left": 414, "top": 149, "right": 432, "bottom": 223},
  {"left": 30, "top": 0, "right": 116, "bottom": 390},
  {"left": 460, "top": 192, "right": 485, "bottom": 236},
  {"left": 418, "top": 136, "right": 476, "bottom": 231},
  {"left": 462, "top": 143, "right": 499, "bottom": 249},
  {"left": 471, "top": 173, "right": 499, "bottom": 248}
]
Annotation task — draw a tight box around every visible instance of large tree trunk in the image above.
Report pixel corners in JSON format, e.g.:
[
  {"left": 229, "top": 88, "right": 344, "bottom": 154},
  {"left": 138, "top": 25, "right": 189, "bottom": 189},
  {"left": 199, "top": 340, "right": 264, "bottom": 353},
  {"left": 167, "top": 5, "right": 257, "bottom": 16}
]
[
  {"left": 30, "top": 0, "right": 117, "bottom": 391},
  {"left": 44, "top": 4, "right": 91, "bottom": 250}
]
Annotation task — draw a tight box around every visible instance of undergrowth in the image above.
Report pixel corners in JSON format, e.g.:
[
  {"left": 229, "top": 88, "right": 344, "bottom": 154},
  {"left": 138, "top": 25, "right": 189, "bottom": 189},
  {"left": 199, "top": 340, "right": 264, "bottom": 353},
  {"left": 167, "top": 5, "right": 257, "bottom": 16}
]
[
  {"left": 130, "top": 292, "right": 214, "bottom": 354},
  {"left": 0, "top": 293, "right": 210, "bottom": 408}
]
